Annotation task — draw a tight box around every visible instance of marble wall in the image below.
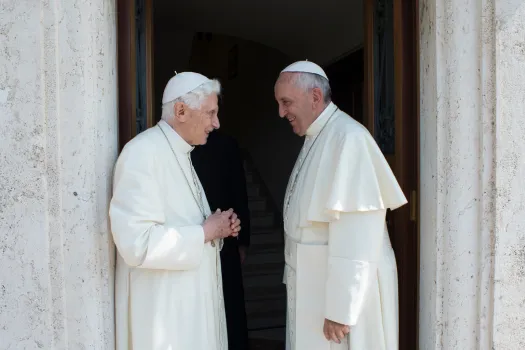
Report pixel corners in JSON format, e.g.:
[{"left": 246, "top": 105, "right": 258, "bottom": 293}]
[
  {"left": 0, "top": 0, "right": 117, "bottom": 348},
  {"left": 492, "top": 1, "right": 525, "bottom": 347},
  {"left": 420, "top": 0, "right": 525, "bottom": 348}
]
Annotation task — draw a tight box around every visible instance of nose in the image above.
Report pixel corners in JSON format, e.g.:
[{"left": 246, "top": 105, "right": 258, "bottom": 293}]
[
  {"left": 278, "top": 105, "right": 287, "bottom": 118},
  {"left": 212, "top": 115, "right": 220, "bottom": 129}
]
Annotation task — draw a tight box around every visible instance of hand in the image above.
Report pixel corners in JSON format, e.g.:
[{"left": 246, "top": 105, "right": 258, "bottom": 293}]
[
  {"left": 229, "top": 210, "right": 241, "bottom": 237},
  {"left": 238, "top": 245, "right": 248, "bottom": 264},
  {"left": 323, "top": 319, "right": 350, "bottom": 344},
  {"left": 203, "top": 209, "right": 234, "bottom": 242}
]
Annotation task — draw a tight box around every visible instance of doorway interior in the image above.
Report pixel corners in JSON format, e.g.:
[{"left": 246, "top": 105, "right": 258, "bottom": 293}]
[{"left": 117, "top": 0, "right": 419, "bottom": 348}]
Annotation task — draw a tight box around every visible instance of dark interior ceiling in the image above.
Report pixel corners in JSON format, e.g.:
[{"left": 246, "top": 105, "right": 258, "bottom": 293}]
[{"left": 154, "top": 0, "right": 364, "bottom": 65}]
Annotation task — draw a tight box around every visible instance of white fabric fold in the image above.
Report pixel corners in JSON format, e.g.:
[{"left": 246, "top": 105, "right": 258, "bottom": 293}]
[
  {"left": 304, "top": 120, "right": 406, "bottom": 223},
  {"left": 325, "top": 210, "right": 386, "bottom": 325}
]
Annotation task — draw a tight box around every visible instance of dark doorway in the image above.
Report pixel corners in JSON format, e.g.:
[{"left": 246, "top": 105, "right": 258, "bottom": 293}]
[
  {"left": 324, "top": 48, "right": 365, "bottom": 125},
  {"left": 116, "top": 0, "right": 420, "bottom": 348}
]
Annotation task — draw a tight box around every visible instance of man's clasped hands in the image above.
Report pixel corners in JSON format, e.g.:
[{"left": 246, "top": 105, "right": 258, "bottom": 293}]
[{"left": 202, "top": 208, "right": 241, "bottom": 243}]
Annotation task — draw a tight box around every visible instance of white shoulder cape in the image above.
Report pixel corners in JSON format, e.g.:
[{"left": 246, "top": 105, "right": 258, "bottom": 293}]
[{"left": 303, "top": 112, "right": 407, "bottom": 224}]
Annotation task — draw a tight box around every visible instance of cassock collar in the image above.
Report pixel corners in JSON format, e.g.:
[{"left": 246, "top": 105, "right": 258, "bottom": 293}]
[
  {"left": 306, "top": 102, "right": 338, "bottom": 136},
  {"left": 157, "top": 120, "right": 194, "bottom": 154}
]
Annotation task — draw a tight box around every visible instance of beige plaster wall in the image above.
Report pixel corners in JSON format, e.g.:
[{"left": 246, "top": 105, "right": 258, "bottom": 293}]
[
  {"left": 0, "top": 0, "right": 117, "bottom": 348},
  {"left": 419, "top": 0, "right": 525, "bottom": 348}
]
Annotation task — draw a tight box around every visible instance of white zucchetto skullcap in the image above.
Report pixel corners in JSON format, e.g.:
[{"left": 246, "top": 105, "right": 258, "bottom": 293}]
[
  {"left": 280, "top": 60, "right": 328, "bottom": 81},
  {"left": 162, "top": 72, "right": 212, "bottom": 104}
]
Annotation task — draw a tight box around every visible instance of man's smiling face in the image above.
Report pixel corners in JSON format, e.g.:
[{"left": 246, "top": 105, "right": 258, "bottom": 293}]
[{"left": 274, "top": 73, "right": 318, "bottom": 137}]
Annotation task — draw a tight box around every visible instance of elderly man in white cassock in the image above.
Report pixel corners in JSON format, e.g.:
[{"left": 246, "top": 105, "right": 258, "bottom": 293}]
[
  {"left": 274, "top": 61, "right": 408, "bottom": 350},
  {"left": 109, "top": 72, "right": 240, "bottom": 350}
]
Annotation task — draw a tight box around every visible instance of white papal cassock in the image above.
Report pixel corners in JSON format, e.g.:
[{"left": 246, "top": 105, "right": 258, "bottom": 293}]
[
  {"left": 109, "top": 121, "right": 227, "bottom": 350},
  {"left": 283, "top": 102, "right": 407, "bottom": 350}
]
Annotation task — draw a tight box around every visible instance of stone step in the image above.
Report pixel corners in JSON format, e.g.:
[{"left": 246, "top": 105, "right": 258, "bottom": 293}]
[
  {"left": 242, "top": 266, "right": 285, "bottom": 287},
  {"left": 243, "top": 273, "right": 286, "bottom": 292},
  {"left": 246, "top": 297, "right": 287, "bottom": 316},
  {"left": 245, "top": 171, "right": 257, "bottom": 184},
  {"left": 250, "top": 232, "right": 283, "bottom": 247},
  {"left": 242, "top": 266, "right": 285, "bottom": 286},
  {"left": 250, "top": 212, "right": 275, "bottom": 228},
  {"left": 243, "top": 262, "right": 283, "bottom": 279},
  {"left": 251, "top": 227, "right": 283, "bottom": 236},
  {"left": 247, "top": 183, "right": 260, "bottom": 197},
  {"left": 249, "top": 328, "right": 286, "bottom": 343},
  {"left": 244, "top": 282, "right": 286, "bottom": 302},
  {"left": 246, "top": 299, "right": 287, "bottom": 330},
  {"left": 249, "top": 242, "right": 282, "bottom": 255},
  {"left": 243, "top": 255, "right": 284, "bottom": 274},
  {"left": 243, "top": 261, "right": 284, "bottom": 277},
  {"left": 244, "top": 272, "right": 283, "bottom": 287},
  {"left": 247, "top": 314, "right": 286, "bottom": 331},
  {"left": 249, "top": 209, "right": 272, "bottom": 217},
  {"left": 249, "top": 198, "right": 267, "bottom": 212},
  {"left": 248, "top": 195, "right": 266, "bottom": 203},
  {"left": 249, "top": 337, "right": 285, "bottom": 350}
]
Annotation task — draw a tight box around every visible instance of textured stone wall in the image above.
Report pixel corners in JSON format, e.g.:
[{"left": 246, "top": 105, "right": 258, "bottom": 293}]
[
  {"left": 492, "top": 1, "right": 525, "bottom": 348},
  {"left": 420, "top": 0, "right": 525, "bottom": 349},
  {"left": 0, "top": 0, "right": 117, "bottom": 349}
]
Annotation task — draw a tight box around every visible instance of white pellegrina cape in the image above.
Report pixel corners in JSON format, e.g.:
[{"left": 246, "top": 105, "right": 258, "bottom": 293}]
[
  {"left": 109, "top": 121, "right": 227, "bottom": 350},
  {"left": 283, "top": 102, "right": 407, "bottom": 350}
]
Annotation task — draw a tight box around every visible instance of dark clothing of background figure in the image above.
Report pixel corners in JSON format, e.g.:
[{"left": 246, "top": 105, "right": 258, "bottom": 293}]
[{"left": 191, "top": 130, "right": 251, "bottom": 350}]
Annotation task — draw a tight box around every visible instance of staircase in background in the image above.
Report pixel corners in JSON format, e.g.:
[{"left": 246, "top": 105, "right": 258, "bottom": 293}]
[{"left": 242, "top": 159, "right": 286, "bottom": 349}]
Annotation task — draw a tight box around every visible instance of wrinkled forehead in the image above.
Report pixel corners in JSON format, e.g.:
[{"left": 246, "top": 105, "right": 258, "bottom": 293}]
[
  {"left": 275, "top": 73, "right": 304, "bottom": 97},
  {"left": 201, "top": 93, "right": 219, "bottom": 109},
  {"left": 275, "top": 72, "right": 297, "bottom": 87}
]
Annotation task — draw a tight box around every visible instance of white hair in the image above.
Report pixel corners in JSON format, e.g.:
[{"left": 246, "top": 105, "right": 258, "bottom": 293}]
[
  {"left": 291, "top": 72, "right": 332, "bottom": 104},
  {"left": 161, "top": 79, "right": 221, "bottom": 121}
]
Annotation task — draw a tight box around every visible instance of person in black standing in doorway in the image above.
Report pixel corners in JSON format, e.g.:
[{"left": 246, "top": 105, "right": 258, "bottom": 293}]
[{"left": 192, "top": 129, "right": 251, "bottom": 350}]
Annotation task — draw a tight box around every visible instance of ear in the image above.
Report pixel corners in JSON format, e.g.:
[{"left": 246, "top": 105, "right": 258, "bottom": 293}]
[
  {"left": 311, "top": 87, "right": 323, "bottom": 107},
  {"left": 174, "top": 102, "right": 188, "bottom": 122}
]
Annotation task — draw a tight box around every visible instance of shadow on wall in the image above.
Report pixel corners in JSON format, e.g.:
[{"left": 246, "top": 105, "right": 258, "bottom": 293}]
[{"left": 154, "top": 31, "right": 303, "bottom": 212}]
